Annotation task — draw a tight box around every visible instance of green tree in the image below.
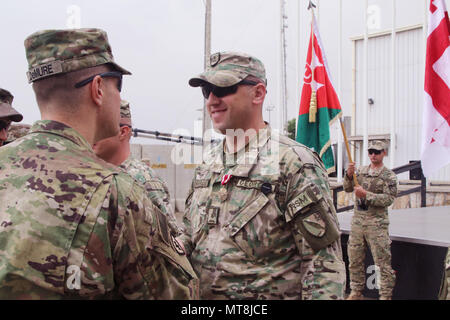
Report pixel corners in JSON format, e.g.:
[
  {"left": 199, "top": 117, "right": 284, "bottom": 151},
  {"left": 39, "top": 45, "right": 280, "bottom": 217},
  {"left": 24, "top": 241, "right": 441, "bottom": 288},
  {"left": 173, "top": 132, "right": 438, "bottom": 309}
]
[{"left": 287, "top": 118, "right": 296, "bottom": 140}]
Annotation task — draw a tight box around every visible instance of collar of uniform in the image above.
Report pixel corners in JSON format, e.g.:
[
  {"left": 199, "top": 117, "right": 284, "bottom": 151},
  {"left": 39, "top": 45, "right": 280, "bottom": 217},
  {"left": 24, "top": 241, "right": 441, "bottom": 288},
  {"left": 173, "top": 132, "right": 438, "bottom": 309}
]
[
  {"left": 202, "top": 139, "right": 225, "bottom": 174},
  {"left": 211, "top": 125, "right": 272, "bottom": 177},
  {"left": 29, "top": 120, "right": 93, "bottom": 152},
  {"left": 367, "top": 165, "right": 385, "bottom": 177},
  {"left": 119, "top": 154, "right": 134, "bottom": 171}
]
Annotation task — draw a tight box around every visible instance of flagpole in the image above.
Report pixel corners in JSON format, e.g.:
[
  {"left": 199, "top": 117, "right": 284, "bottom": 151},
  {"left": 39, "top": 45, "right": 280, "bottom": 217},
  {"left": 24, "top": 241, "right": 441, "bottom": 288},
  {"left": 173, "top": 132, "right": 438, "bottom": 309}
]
[
  {"left": 337, "top": 0, "right": 343, "bottom": 182},
  {"left": 324, "top": 0, "right": 359, "bottom": 186},
  {"left": 306, "top": 0, "right": 356, "bottom": 184},
  {"left": 309, "top": 9, "right": 317, "bottom": 123},
  {"left": 339, "top": 118, "right": 359, "bottom": 186},
  {"left": 296, "top": 0, "right": 301, "bottom": 138}
]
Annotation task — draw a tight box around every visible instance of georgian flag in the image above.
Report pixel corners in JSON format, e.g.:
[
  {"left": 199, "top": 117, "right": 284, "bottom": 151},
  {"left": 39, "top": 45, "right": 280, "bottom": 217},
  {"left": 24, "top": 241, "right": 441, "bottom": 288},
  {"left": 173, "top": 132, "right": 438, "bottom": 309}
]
[{"left": 421, "top": 0, "right": 450, "bottom": 177}]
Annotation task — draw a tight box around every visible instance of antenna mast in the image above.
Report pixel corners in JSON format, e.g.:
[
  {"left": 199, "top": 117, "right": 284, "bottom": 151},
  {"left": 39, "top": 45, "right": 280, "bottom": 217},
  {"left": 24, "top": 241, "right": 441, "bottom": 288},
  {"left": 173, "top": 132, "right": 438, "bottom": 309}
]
[{"left": 280, "top": 0, "right": 288, "bottom": 135}]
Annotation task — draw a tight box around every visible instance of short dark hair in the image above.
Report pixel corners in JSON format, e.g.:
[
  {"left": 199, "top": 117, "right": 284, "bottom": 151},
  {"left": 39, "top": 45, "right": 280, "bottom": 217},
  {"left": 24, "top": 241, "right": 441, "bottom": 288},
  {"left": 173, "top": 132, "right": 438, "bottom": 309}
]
[
  {"left": 244, "top": 75, "right": 266, "bottom": 86},
  {"left": 32, "top": 64, "right": 114, "bottom": 112}
]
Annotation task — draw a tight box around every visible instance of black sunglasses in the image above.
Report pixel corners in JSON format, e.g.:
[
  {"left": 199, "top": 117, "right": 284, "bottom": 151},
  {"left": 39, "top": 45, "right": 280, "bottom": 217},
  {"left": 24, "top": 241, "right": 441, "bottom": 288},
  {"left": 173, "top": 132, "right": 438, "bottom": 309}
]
[
  {"left": 119, "top": 123, "right": 132, "bottom": 128},
  {"left": 201, "top": 80, "right": 258, "bottom": 99},
  {"left": 74, "top": 71, "right": 123, "bottom": 92},
  {"left": 0, "top": 120, "right": 11, "bottom": 131},
  {"left": 368, "top": 149, "right": 382, "bottom": 155}
]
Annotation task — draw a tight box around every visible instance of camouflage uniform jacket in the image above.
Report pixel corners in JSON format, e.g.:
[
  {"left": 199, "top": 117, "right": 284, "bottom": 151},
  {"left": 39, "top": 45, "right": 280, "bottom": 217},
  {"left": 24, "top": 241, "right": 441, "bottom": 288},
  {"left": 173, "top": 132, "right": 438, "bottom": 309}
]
[
  {"left": 439, "top": 248, "right": 450, "bottom": 300},
  {"left": 120, "top": 156, "right": 181, "bottom": 236},
  {"left": 343, "top": 165, "right": 398, "bottom": 220},
  {"left": 0, "top": 120, "right": 198, "bottom": 299},
  {"left": 180, "top": 127, "right": 346, "bottom": 300}
]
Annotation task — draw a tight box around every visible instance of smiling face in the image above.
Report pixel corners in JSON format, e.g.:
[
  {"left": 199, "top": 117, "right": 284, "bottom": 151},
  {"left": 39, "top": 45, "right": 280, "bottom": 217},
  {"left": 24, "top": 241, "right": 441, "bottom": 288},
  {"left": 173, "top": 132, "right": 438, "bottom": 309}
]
[
  {"left": 206, "top": 85, "right": 256, "bottom": 134},
  {"left": 204, "top": 79, "right": 271, "bottom": 136}
]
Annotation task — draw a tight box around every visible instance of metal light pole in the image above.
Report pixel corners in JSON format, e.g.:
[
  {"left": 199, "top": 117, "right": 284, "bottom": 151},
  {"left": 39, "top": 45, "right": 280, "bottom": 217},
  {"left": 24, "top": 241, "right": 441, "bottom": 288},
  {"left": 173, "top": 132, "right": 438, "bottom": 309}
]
[
  {"left": 266, "top": 105, "right": 275, "bottom": 124},
  {"left": 279, "top": 0, "right": 288, "bottom": 135},
  {"left": 203, "top": 0, "right": 212, "bottom": 148}
]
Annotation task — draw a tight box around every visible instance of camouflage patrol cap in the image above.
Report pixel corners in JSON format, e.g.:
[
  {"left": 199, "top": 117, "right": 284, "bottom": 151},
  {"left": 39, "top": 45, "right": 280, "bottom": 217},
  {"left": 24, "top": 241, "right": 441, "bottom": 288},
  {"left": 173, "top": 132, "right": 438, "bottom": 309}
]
[
  {"left": 120, "top": 100, "right": 132, "bottom": 126},
  {"left": 189, "top": 51, "right": 266, "bottom": 88},
  {"left": 0, "top": 88, "right": 22, "bottom": 122},
  {"left": 24, "top": 28, "right": 131, "bottom": 83},
  {"left": 0, "top": 88, "right": 14, "bottom": 105},
  {"left": 368, "top": 140, "right": 387, "bottom": 151},
  {"left": 0, "top": 102, "right": 23, "bottom": 122}
]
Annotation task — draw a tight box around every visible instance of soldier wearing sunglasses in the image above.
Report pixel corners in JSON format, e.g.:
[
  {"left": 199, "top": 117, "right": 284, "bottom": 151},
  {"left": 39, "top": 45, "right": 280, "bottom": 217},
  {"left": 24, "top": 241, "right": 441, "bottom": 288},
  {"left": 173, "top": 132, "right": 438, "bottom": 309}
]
[
  {"left": 344, "top": 140, "right": 398, "bottom": 300},
  {"left": 0, "top": 88, "right": 23, "bottom": 146},
  {"left": 180, "top": 51, "right": 346, "bottom": 300},
  {"left": 0, "top": 29, "right": 197, "bottom": 300}
]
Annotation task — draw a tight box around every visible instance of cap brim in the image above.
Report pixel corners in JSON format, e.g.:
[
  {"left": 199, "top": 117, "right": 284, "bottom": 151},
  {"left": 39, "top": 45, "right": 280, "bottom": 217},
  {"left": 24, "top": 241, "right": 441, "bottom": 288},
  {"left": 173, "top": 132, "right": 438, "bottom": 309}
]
[
  {"left": 0, "top": 103, "right": 23, "bottom": 122},
  {"left": 110, "top": 62, "right": 132, "bottom": 75},
  {"left": 188, "top": 77, "right": 208, "bottom": 87}
]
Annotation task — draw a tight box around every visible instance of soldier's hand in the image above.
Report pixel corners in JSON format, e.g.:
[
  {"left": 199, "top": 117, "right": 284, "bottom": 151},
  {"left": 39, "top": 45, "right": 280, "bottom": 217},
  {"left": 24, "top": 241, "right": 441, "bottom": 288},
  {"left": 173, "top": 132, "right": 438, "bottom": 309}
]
[
  {"left": 347, "top": 162, "right": 355, "bottom": 178},
  {"left": 354, "top": 186, "right": 367, "bottom": 199}
]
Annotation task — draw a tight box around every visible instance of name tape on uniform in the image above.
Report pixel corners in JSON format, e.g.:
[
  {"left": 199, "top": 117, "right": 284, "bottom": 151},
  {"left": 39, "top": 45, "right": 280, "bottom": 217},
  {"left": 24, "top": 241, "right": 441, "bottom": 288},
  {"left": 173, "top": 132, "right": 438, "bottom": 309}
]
[
  {"left": 287, "top": 193, "right": 314, "bottom": 219},
  {"left": 194, "top": 179, "right": 209, "bottom": 188},
  {"left": 236, "top": 180, "right": 263, "bottom": 189},
  {"left": 27, "top": 61, "right": 63, "bottom": 82}
]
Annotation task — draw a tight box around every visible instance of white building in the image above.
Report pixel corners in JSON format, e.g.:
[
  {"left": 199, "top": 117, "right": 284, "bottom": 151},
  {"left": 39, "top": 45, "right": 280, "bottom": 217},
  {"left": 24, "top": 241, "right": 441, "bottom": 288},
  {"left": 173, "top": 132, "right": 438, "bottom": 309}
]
[{"left": 285, "top": 0, "right": 450, "bottom": 182}]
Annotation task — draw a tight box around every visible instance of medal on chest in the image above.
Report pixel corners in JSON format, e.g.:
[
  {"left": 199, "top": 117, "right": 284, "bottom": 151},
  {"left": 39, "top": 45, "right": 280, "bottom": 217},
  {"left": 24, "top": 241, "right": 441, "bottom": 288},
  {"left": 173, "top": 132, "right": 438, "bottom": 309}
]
[
  {"left": 221, "top": 174, "right": 232, "bottom": 185},
  {"left": 217, "top": 173, "right": 232, "bottom": 202},
  {"left": 218, "top": 187, "right": 228, "bottom": 202}
]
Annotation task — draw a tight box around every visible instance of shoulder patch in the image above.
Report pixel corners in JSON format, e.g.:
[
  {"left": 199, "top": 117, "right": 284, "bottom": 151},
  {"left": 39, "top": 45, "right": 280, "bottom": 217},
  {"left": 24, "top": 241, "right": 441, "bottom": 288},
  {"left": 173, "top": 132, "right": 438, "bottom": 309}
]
[{"left": 302, "top": 212, "right": 327, "bottom": 237}]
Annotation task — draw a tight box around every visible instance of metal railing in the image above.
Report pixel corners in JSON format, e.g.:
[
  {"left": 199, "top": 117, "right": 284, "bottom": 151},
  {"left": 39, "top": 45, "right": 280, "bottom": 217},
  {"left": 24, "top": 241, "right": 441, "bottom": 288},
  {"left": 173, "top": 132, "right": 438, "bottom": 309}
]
[
  {"left": 332, "top": 160, "right": 426, "bottom": 213},
  {"left": 133, "top": 128, "right": 209, "bottom": 146}
]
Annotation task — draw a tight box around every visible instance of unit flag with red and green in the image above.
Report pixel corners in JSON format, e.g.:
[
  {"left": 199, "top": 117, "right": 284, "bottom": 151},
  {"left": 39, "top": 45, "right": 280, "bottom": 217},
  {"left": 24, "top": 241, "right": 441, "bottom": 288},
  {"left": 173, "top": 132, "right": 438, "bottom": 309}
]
[{"left": 296, "top": 15, "right": 342, "bottom": 174}]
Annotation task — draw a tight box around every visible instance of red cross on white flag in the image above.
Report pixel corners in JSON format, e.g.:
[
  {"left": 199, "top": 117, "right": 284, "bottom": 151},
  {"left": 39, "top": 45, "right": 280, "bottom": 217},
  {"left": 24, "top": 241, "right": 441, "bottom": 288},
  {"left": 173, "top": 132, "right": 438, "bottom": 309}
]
[{"left": 421, "top": 0, "right": 450, "bottom": 177}]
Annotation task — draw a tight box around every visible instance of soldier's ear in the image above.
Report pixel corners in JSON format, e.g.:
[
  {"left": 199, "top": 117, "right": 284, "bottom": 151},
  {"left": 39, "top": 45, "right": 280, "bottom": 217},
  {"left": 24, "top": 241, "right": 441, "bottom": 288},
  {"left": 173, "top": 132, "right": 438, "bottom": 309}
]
[
  {"left": 90, "top": 75, "right": 105, "bottom": 107},
  {"left": 252, "top": 83, "right": 266, "bottom": 105},
  {"left": 118, "top": 125, "right": 131, "bottom": 141}
]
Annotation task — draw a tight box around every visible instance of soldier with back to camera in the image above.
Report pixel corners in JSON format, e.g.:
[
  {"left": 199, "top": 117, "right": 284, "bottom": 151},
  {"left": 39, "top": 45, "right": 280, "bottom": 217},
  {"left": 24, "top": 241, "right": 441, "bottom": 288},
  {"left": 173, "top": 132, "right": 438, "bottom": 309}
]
[{"left": 0, "top": 28, "right": 198, "bottom": 299}]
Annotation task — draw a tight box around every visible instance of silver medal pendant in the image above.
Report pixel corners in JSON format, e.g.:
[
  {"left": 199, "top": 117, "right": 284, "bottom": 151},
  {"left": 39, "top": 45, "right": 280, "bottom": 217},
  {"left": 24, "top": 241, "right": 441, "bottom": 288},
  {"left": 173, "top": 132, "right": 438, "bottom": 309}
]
[{"left": 218, "top": 187, "right": 228, "bottom": 202}]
